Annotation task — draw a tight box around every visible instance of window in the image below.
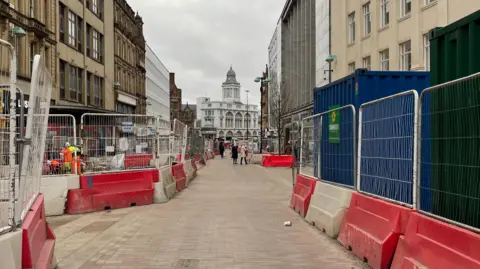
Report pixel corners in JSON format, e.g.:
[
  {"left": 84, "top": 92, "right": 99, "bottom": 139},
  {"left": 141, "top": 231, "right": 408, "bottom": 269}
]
[
  {"left": 68, "top": 11, "right": 76, "bottom": 46},
  {"left": 59, "top": 60, "right": 66, "bottom": 99},
  {"left": 400, "top": 0, "right": 411, "bottom": 17},
  {"left": 400, "top": 40, "right": 412, "bottom": 71},
  {"left": 348, "top": 12, "right": 355, "bottom": 43},
  {"left": 86, "top": 25, "right": 90, "bottom": 56},
  {"left": 380, "top": 0, "right": 389, "bottom": 27},
  {"left": 363, "top": 56, "right": 371, "bottom": 70},
  {"left": 116, "top": 103, "right": 135, "bottom": 114},
  {"left": 423, "top": 33, "right": 430, "bottom": 71},
  {"left": 67, "top": 11, "right": 82, "bottom": 50},
  {"left": 66, "top": 65, "right": 83, "bottom": 102},
  {"left": 87, "top": 72, "right": 91, "bottom": 105},
  {"left": 363, "top": 2, "right": 371, "bottom": 36},
  {"left": 30, "top": 43, "right": 36, "bottom": 75},
  {"left": 348, "top": 62, "right": 356, "bottom": 74},
  {"left": 424, "top": 0, "right": 436, "bottom": 5},
  {"left": 93, "top": 76, "right": 103, "bottom": 106},
  {"left": 92, "top": 29, "right": 100, "bottom": 60},
  {"left": 86, "top": 0, "right": 103, "bottom": 18},
  {"left": 59, "top": 4, "right": 65, "bottom": 42},
  {"left": 380, "top": 49, "right": 390, "bottom": 71}
]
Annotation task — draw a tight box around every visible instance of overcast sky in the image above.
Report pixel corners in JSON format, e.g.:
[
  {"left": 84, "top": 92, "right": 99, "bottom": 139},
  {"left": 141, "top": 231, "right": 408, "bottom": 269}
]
[{"left": 129, "top": 0, "right": 285, "bottom": 109}]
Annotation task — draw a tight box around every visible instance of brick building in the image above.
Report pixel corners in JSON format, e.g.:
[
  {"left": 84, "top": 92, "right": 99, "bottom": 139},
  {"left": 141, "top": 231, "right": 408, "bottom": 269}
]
[{"left": 169, "top": 72, "right": 182, "bottom": 121}]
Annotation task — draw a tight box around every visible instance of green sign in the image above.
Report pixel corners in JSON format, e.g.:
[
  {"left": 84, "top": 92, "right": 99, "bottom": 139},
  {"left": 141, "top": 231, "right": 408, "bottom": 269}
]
[{"left": 329, "top": 105, "right": 340, "bottom": 144}]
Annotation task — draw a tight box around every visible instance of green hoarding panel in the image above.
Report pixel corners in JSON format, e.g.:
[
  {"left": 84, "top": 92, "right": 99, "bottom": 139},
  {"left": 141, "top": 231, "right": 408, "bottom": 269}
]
[
  {"left": 430, "top": 10, "right": 480, "bottom": 86},
  {"left": 428, "top": 10, "right": 480, "bottom": 228}
]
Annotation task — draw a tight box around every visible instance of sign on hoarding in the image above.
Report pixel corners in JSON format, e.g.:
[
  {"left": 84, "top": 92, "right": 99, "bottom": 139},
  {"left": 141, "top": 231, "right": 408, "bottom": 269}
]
[{"left": 328, "top": 105, "right": 340, "bottom": 144}]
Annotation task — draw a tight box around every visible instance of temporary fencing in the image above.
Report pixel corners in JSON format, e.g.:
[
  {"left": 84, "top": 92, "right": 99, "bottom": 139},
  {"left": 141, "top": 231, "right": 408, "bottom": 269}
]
[
  {"left": 261, "top": 138, "right": 279, "bottom": 154},
  {"left": 0, "top": 38, "right": 16, "bottom": 234},
  {"left": 171, "top": 119, "right": 188, "bottom": 163},
  {"left": 358, "top": 90, "right": 418, "bottom": 207},
  {"left": 80, "top": 113, "right": 157, "bottom": 173},
  {"left": 156, "top": 118, "right": 170, "bottom": 167},
  {"left": 0, "top": 45, "right": 53, "bottom": 235},
  {"left": 419, "top": 72, "right": 480, "bottom": 231},
  {"left": 187, "top": 134, "right": 205, "bottom": 158},
  {"left": 299, "top": 105, "right": 356, "bottom": 188},
  {"left": 17, "top": 55, "right": 53, "bottom": 222},
  {"left": 44, "top": 114, "right": 77, "bottom": 175}
]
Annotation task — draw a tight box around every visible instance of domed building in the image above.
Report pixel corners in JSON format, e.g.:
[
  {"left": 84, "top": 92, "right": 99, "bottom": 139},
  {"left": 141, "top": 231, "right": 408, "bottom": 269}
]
[{"left": 196, "top": 66, "right": 260, "bottom": 142}]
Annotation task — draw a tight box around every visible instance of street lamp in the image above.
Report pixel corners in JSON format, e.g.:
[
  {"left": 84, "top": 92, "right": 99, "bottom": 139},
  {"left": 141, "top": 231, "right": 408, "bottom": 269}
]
[
  {"left": 245, "top": 89, "right": 250, "bottom": 141},
  {"left": 255, "top": 76, "right": 271, "bottom": 153}
]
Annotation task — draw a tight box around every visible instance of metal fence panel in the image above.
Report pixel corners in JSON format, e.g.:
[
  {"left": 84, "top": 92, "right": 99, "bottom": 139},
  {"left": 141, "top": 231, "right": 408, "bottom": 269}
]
[
  {"left": 171, "top": 119, "right": 187, "bottom": 163},
  {"left": 80, "top": 113, "right": 157, "bottom": 173},
  {"left": 314, "top": 105, "right": 356, "bottom": 187},
  {"left": 419, "top": 72, "right": 480, "bottom": 231},
  {"left": 17, "top": 55, "right": 53, "bottom": 222},
  {"left": 358, "top": 91, "right": 418, "bottom": 207},
  {"left": 156, "top": 118, "right": 170, "bottom": 167},
  {"left": 0, "top": 39, "right": 16, "bottom": 234},
  {"left": 299, "top": 115, "right": 321, "bottom": 178},
  {"left": 44, "top": 114, "right": 77, "bottom": 175}
]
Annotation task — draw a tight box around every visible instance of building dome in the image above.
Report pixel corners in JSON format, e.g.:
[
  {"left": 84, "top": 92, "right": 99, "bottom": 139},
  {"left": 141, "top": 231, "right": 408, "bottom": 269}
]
[
  {"left": 227, "top": 66, "right": 236, "bottom": 77},
  {"left": 225, "top": 66, "right": 238, "bottom": 84}
]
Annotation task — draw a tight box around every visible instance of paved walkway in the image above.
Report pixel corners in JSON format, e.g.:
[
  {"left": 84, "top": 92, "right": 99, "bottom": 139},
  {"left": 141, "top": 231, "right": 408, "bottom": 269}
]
[{"left": 49, "top": 158, "right": 367, "bottom": 269}]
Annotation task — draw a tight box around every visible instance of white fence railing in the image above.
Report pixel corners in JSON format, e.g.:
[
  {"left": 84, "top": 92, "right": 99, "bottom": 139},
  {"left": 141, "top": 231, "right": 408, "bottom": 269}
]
[
  {"left": 0, "top": 40, "right": 53, "bottom": 234},
  {"left": 171, "top": 119, "right": 188, "bottom": 163},
  {"left": 0, "top": 38, "right": 17, "bottom": 234}
]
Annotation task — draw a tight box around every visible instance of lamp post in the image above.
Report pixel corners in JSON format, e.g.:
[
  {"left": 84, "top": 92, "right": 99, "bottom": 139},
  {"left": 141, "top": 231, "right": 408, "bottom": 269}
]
[
  {"left": 245, "top": 89, "right": 249, "bottom": 141},
  {"left": 254, "top": 76, "right": 271, "bottom": 153}
]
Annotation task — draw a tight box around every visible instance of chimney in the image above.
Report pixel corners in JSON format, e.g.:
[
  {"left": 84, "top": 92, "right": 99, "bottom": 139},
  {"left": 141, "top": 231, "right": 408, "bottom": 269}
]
[{"left": 170, "top": 73, "right": 175, "bottom": 84}]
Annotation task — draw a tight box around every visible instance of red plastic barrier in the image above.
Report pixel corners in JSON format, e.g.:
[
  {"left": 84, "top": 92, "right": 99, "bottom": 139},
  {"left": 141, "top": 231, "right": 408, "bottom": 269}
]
[
  {"left": 171, "top": 163, "right": 187, "bottom": 191},
  {"left": 215, "top": 150, "right": 220, "bottom": 155},
  {"left": 66, "top": 189, "right": 94, "bottom": 214},
  {"left": 262, "top": 155, "right": 294, "bottom": 167},
  {"left": 79, "top": 169, "right": 159, "bottom": 188},
  {"left": 289, "top": 174, "right": 317, "bottom": 217},
  {"left": 191, "top": 159, "right": 198, "bottom": 170},
  {"left": 194, "top": 154, "right": 202, "bottom": 162},
  {"left": 391, "top": 212, "right": 480, "bottom": 269},
  {"left": 124, "top": 154, "right": 153, "bottom": 168},
  {"left": 66, "top": 170, "right": 156, "bottom": 214},
  {"left": 337, "top": 192, "right": 413, "bottom": 269},
  {"left": 22, "top": 194, "right": 56, "bottom": 269}
]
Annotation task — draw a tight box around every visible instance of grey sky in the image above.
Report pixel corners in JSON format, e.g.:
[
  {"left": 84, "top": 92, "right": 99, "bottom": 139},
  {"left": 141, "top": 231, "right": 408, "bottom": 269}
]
[{"left": 129, "top": 0, "right": 285, "bottom": 109}]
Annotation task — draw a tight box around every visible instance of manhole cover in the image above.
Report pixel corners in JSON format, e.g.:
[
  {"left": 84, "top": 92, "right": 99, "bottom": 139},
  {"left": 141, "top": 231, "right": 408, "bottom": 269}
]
[
  {"left": 79, "top": 221, "right": 115, "bottom": 233},
  {"left": 175, "top": 259, "right": 199, "bottom": 269}
]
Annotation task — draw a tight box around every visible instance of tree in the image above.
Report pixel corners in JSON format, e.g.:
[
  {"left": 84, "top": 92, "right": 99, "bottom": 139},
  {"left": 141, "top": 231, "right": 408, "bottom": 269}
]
[{"left": 269, "top": 88, "right": 292, "bottom": 155}]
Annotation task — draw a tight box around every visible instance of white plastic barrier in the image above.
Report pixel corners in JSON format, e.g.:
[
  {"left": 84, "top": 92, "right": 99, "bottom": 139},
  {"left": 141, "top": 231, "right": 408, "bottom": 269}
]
[
  {"left": 304, "top": 181, "right": 354, "bottom": 238},
  {"left": 250, "top": 154, "right": 264, "bottom": 164},
  {"left": 40, "top": 175, "right": 80, "bottom": 216},
  {"left": 154, "top": 166, "right": 176, "bottom": 204},
  {"left": 0, "top": 230, "right": 22, "bottom": 269}
]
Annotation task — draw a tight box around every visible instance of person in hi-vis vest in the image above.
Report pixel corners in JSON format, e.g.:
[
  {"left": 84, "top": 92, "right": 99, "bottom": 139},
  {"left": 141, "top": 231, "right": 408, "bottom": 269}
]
[{"left": 60, "top": 142, "right": 80, "bottom": 174}]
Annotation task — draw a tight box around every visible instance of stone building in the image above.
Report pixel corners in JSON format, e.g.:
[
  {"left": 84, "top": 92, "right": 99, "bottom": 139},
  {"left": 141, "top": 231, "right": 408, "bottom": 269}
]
[
  {"left": 169, "top": 72, "right": 182, "bottom": 122},
  {"left": 0, "top": 0, "right": 57, "bottom": 108},
  {"left": 113, "top": 0, "right": 146, "bottom": 114}
]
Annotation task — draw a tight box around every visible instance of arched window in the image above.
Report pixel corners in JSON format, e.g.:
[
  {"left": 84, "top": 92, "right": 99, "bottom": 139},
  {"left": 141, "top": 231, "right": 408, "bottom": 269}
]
[
  {"left": 253, "top": 131, "right": 258, "bottom": 137},
  {"left": 236, "top": 131, "right": 243, "bottom": 137},
  {"left": 226, "top": 131, "right": 233, "bottom": 138},
  {"left": 244, "top": 113, "right": 251, "bottom": 129},
  {"left": 219, "top": 131, "right": 225, "bottom": 138},
  {"left": 235, "top": 112, "right": 242, "bottom": 128},
  {"left": 225, "top": 112, "right": 233, "bottom": 128}
]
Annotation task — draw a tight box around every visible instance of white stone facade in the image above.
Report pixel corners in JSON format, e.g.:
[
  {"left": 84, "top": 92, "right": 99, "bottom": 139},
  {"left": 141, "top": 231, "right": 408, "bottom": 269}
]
[
  {"left": 268, "top": 21, "right": 281, "bottom": 130},
  {"left": 196, "top": 67, "right": 260, "bottom": 140},
  {"left": 146, "top": 44, "right": 170, "bottom": 121}
]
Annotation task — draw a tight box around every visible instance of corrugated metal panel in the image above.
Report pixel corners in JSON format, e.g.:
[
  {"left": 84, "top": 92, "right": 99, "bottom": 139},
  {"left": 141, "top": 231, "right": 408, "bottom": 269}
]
[
  {"left": 313, "top": 69, "right": 430, "bottom": 187},
  {"left": 430, "top": 10, "right": 480, "bottom": 86}
]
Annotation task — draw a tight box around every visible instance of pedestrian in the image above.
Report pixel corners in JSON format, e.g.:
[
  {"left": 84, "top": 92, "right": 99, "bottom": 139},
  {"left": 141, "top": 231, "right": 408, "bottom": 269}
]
[
  {"left": 240, "top": 144, "right": 248, "bottom": 165},
  {"left": 231, "top": 143, "right": 239, "bottom": 164},
  {"left": 284, "top": 141, "right": 292, "bottom": 155},
  {"left": 219, "top": 142, "right": 225, "bottom": 159}
]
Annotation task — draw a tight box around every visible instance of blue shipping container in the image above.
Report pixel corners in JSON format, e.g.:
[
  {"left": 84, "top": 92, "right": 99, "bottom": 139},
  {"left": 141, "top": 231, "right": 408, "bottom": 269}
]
[{"left": 312, "top": 69, "right": 430, "bottom": 188}]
